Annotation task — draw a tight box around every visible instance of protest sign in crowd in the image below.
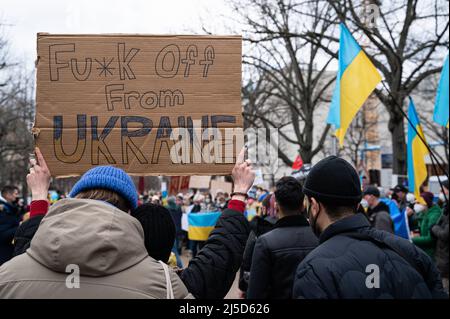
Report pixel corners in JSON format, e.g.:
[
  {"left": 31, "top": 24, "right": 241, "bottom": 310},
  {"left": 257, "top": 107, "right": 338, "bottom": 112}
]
[{"left": 0, "top": 17, "right": 449, "bottom": 301}]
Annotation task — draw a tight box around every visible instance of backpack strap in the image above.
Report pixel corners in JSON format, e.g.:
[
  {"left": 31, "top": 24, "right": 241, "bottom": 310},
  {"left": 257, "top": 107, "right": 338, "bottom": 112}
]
[
  {"left": 339, "top": 232, "right": 426, "bottom": 279},
  {"left": 158, "top": 261, "right": 175, "bottom": 299}
]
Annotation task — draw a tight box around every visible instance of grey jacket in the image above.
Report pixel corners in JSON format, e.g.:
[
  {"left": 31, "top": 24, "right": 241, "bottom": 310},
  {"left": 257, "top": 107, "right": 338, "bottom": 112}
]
[
  {"left": 0, "top": 198, "right": 192, "bottom": 299},
  {"left": 367, "top": 201, "right": 394, "bottom": 234}
]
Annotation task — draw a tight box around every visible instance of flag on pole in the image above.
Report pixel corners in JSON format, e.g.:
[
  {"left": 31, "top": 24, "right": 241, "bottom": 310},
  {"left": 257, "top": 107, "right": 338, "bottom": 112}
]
[
  {"left": 327, "top": 23, "right": 382, "bottom": 146},
  {"left": 407, "top": 97, "right": 429, "bottom": 205},
  {"left": 292, "top": 154, "right": 303, "bottom": 171},
  {"left": 433, "top": 54, "right": 449, "bottom": 127}
]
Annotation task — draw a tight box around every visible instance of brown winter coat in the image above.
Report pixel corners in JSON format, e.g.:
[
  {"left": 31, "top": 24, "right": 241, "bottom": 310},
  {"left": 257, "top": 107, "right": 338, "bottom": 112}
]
[{"left": 0, "top": 198, "right": 192, "bottom": 299}]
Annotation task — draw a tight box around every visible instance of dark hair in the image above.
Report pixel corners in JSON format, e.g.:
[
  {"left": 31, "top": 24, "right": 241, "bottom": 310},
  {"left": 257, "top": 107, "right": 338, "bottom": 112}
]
[
  {"left": 320, "top": 201, "right": 358, "bottom": 221},
  {"left": 1, "top": 185, "right": 18, "bottom": 197},
  {"left": 391, "top": 192, "right": 399, "bottom": 202},
  {"left": 275, "top": 176, "right": 304, "bottom": 214},
  {"left": 75, "top": 188, "right": 130, "bottom": 212},
  {"left": 131, "top": 203, "right": 175, "bottom": 263}
]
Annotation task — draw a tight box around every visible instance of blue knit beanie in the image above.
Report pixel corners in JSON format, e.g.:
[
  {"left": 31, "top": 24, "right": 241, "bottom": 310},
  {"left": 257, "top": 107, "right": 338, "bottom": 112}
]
[{"left": 69, "top": 166, "right": 138, "bottom": 210}]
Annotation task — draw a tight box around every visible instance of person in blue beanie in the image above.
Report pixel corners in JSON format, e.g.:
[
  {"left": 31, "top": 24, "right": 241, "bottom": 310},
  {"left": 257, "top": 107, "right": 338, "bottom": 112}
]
[{"left": 0, "top": 148, "right": 192, "bottom": 299}]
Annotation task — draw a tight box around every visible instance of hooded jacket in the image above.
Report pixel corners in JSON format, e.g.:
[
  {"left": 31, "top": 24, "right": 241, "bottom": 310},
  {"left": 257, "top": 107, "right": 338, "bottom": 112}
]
[{"left": 0, "top": 198, "right": 191, "bottom": 299}]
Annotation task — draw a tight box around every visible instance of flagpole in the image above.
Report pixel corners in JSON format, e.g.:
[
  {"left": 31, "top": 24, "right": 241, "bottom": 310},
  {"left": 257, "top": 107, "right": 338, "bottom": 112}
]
[
  {"left": 332, "top": 134, "right": 337, "bottom": 156},
  {"left": 380, "top": 81, "right": 449, "bottom": 204}
]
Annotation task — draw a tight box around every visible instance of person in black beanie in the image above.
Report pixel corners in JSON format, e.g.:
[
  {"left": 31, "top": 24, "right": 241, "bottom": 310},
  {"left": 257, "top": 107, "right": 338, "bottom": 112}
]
[
  {"left": 131, "top": 203, "right": 177, "bottom": 263},
  {"left": 292, "top": 156, "right": 447, "bottom": 299}
]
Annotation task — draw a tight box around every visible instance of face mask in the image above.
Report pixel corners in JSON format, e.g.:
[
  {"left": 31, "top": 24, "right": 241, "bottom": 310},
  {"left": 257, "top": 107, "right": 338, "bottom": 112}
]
[
  {"left": 414, "top": 204, "right": 426, "bottom": 213},
  {"left": 305, "top": 198, "right": 322, "bottom": 237},
  {"left": 406, "top": 193, "right": 415, "bottom": 204},
  {"left": 360, "top": 199, "right": 369, "bottom": 209},
  {"left": 205, "top": 199, "right": 211, "bottom": 204}
]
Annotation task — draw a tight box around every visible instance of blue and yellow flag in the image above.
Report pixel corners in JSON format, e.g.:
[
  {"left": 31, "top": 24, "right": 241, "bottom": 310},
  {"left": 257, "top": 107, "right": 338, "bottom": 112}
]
[
  {"left": 327, "top": 23, "right": 382, "bottom": 145},
  {"left": 407, "top": 98, "right": 429, "bottom": 204},
  {"left": 188, "top": 212, "right": 221, "bottom": 241},
  {"left": 433, "top": 54, "right": 449, "bottom": 127}
]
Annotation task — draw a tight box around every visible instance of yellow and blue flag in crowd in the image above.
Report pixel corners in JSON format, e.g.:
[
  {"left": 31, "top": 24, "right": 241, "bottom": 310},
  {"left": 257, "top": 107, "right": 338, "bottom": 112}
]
[
  {"left": 245, "top": 209, "right": 257, "bottom": 221},
  {"left": 327, "top": 23, "right": 382, "bottom": 146},
  {"left": 407, "top": 97, "right": 429, "bottom": 204},
  {"left": 381, "top": 198, "right": 411, "bottom": 240},
  {"left": 188, "top": 212, "right": 221, "bottom": 241},
  {"left": 433, "top": 54, "right": 449, "bottom": 127}
]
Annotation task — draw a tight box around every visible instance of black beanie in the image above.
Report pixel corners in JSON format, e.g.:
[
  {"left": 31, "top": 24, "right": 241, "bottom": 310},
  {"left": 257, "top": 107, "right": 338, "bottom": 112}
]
[
  {"left": 303, "top": 156, "right": 362, "bottom": 206},
  {"left": 131, "top": 203, "right": 176, "bottom": 263}
]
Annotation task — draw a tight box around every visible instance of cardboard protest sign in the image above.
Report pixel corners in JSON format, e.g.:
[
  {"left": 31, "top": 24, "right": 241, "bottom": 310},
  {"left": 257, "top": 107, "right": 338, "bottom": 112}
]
[
  {"left": 35, "top": 34, "right": 243, "bottom": 177},
  {"left": 188, "top": 175, "right": 211, "bottom": 189},
  {"left": 210, "top": 180, "right": 232, "bottom": 198}
]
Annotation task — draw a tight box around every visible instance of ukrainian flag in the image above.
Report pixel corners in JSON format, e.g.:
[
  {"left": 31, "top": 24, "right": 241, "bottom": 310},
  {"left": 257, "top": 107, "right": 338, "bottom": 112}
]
[
  {"left": 188, "top": 212, "right": 221, "bottom": 241},
  {"left": 433, "top": 54, "right": 449, "bottom": 127},
  {"left": 327, "top": 23, "right": 382, "bottom": 145},
  {"left": 245, "top": 209, "right": 257, "bottom": 221},
  {"left": 407, "top": 97, "right": 429, "bottom": 205}
]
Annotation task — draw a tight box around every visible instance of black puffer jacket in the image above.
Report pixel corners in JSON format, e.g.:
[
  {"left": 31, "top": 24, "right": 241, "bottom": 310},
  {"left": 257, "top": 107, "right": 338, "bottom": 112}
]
[
  {"left": 247, "top": 215, "right": 318, "bottom": 299},
  {"left": 180, "top": 207, "right": 250, "bottom": 299},
  {"left": 431, "top": 204, "right": 448, "bottom": 278},
  {"left": 293, "top": 213, "right": 447, "bottom": 299},
  {"left": 13, "top": 215, "right": 45, "bottom": 257},
  {"left": 238, "top": 215, "right": 277, "bottom": 293}
]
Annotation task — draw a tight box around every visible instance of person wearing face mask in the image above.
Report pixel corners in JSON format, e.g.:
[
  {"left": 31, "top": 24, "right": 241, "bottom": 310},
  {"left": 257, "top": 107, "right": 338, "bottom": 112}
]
[
  {"left": 431, "top": 179, "right": 449, "bottom": 293},
  {"left": 362, "top": 186, "right": 394, "bottom": 233},
  {"left": 0, "top": 185, "right": 21, "bottom": 265},
  {"left": 292, "top": 156, "right": 447, "bottom": 299},
  {"left": 412, "top": 192, "right": 442, "bottom": 259}
]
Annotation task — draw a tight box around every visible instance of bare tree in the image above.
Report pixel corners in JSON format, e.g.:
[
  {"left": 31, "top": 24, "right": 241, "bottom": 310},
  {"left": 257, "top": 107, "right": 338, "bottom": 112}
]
[
  {"left": 307, "top": 0, "right": 449, "bottom": 175},
  {"left": 233, "top": 0, "right": 338, "bottom": 165},
  {"left": 340, "top": 98, "right": 381, "bottom": 167},
  {"left": 413, "top": 74, "right": 449, "bottom": 166},
  {"left": 0, "top": 23, "right": 35, "bottom": 199}
]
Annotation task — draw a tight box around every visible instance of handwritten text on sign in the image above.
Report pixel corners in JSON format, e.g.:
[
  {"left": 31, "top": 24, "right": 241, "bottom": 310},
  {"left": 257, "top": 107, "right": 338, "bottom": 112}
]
[{"left": 35, "top": 35, "right": 243, "bottom": 177}]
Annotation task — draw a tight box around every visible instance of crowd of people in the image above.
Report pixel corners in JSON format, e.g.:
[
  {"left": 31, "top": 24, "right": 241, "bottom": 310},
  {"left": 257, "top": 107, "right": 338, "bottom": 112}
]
[{"left": 0, "top": 147, "right": 448, "bottom": 299}]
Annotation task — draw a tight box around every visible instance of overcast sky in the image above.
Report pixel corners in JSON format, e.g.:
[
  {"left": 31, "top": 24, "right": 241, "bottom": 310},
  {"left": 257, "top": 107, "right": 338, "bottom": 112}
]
[{"left": 0, "top": 0, "right": 234, "bottom": 71}]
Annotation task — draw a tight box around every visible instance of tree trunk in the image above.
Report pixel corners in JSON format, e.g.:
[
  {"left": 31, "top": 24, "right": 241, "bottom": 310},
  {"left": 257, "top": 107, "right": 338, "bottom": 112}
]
[
  {"left": 300, "top": 113, "right": 314, "bottom": 164},
  {"left": 389, "top": 115, "right": 407, "bottom": 175}
]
